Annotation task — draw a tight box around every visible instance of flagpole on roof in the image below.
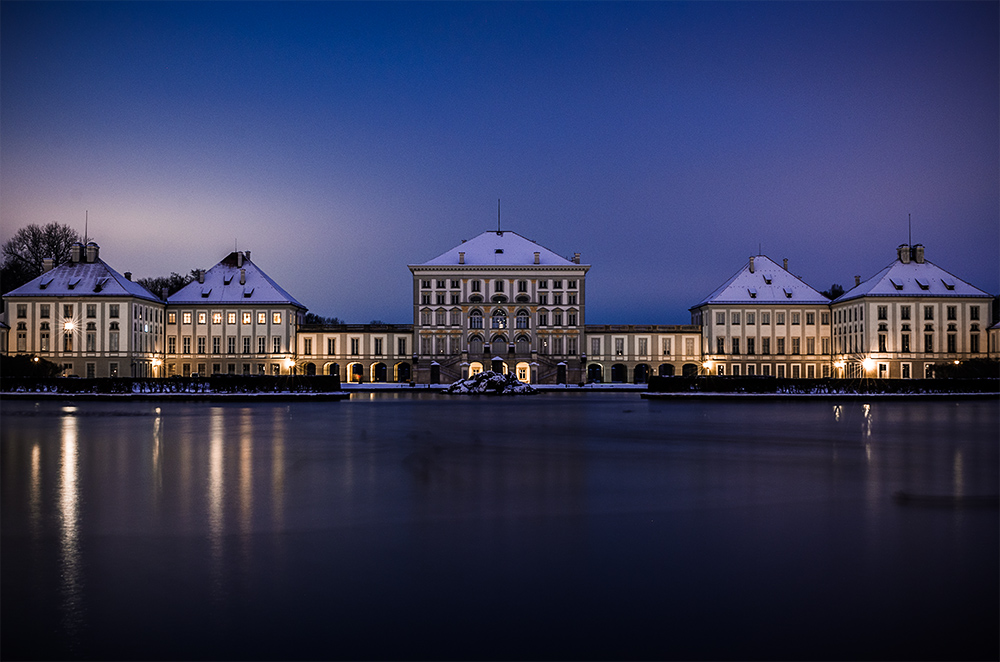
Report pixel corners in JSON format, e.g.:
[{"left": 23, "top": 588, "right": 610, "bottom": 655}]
[{"left": 497, "top": 198, "right": 501, "bottom": 233}]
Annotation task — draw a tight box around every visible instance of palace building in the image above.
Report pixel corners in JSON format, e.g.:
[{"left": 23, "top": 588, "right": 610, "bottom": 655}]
[
  {"left": 3, "top": 241, "right": 165, "bottom": 377},
  {"left": 829, "top": 244, "right": 993, "bottom": 379},
  {"left": 2, "top": 231, "right": 995, "bottom": 383},
  {"left": 164, "top": 251, "right": 305, "bottom": 378}
]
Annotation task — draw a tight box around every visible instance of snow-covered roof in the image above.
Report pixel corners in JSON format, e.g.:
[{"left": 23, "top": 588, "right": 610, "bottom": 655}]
[
  {"left": 168, "top": 252, "right": 305, "bottom": 308},
  {"left": 834, "top": 257, "right": 991, "bottom": 303},
  {"left": 4, "top": 257, "right": 161, "bottom": 302},
  {"left": 691, "top": 255, "right": 829, "bottom": 308},
  {"left": 414, "top": 230, "right": 583, "bottom": 267}
]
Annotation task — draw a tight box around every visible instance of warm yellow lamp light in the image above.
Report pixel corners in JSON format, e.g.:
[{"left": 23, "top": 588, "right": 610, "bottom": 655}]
[
  {"left": 862, "top": 358, "right": 875, "bottom": 372},
  {"left": 63, "top": 321, "right": 75, "bottom": 331}
]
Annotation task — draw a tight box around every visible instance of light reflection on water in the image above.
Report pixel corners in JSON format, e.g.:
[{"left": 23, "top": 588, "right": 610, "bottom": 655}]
[{"left": 2, "top": 395, "right": 997, "bottom": 660}]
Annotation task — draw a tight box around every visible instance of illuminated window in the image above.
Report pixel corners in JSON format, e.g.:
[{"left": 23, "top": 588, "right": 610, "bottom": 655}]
[
  {"left": 228, "top": 312, "right": 237, "bottom": 324},
  {"left": 198, "top": 312, "right": 206, "bottom": 324},
  {"left": 182, "top": 312, "right": 192, "bottom": 324},
  {"left": 273, "top": 313, "right": 282, "bottom": 324},
  {"left": 212, "top": 312, "right": 222, "bottom": 324},
  {"left": 242, "top": 312, "right": 251, "bottom": 324},
  {"left": 168, "top": 312, "right": 176, "bottom": 325},
  {"left": 257, "top": 312, "right": 266, "bottom": 324}
]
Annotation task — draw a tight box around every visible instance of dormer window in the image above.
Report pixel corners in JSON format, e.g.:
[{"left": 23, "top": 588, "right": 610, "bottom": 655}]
[
  {"left": 747, "top": 288, "right": 757, "bottom": 298},
  {"left": 201, "top": 287, "right": 212, "bottom": 298},
  {"left": 941, "top": 278, "right": 954, "bottom": 290},
  {"left": 889, "top": 278, "right": 903, "bottom": 290},
  {"left": 243, "top": 287, "right": 254, "bottom": 298},
  {"left": 224, "top": 275, "right": 233, "bottom": 285},
  {"left": 39, "top": 276, "right": 54, "bottom": 290},
  {"left": 763, "top": 275, "right": 772, "bottom": 284},
  {"left": 68, "top": 277, "right": 81, "bottom": 290},
  {"left": 783, "top": 287, "right": 792, "bottom": 298},
  {"left": 915, "top": 278, "right": 929, "bottom": 290}
]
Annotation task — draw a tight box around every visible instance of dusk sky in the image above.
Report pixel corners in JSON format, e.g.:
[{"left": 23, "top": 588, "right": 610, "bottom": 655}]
[{"left": 2, "top": 1, "right": 997, "bottom": 323}]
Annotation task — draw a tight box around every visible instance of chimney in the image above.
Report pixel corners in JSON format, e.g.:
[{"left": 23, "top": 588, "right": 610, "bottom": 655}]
[
  {"left": 573, "top": 253, "right": 581, "bottom": 264},
  {"left": 85, "top": 242, "right": 98, "bottom": 263},
  {"left": 458, "top": 251, "right": 465, "bottom": 265},
  {"left": 198, "top": 270, "right": 204, "bottom": 284},
  {"left": 240, "top": 268, "right": 246, "bottom": 285},
  {"left": 161, "top": 287, "right": 169, "bottom": 301},
  {"left": 783, "top": 258, "right": 788, "bottom": 271},
  {"left": 42, "top": 257, "right": 55, "bottom": 273},
  {"left": 533, "top": 252, "right": 540, "bottom": 265},
  {"left": 70, "top": 242, "right": 82, "bottom": 263},
  {"left": 855, "top": 275, "right": 861, "bottom": 287},
  {"left": 125, "top": 271, "right": 132, "bottom": 281},
  {"left": 749, "top": 256, "right": 755, "bottom": 273},
  {"left": 913, "top": 244, "right": 925, "bottom": 264},
  {"left": 237, "top": 252, "right": 243, "bottom": 268},
  {"left": 898, "top": 244, "right": 910, "bottom": 264}
]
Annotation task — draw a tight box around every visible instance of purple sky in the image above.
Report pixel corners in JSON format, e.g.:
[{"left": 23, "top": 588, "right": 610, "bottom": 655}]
[{"left": 2, "top": 2, "right": 997, "bottom": 323}]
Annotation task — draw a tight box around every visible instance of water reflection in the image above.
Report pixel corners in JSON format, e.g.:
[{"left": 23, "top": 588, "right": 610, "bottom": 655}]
[
  {"left": 208, "top": 407, "right": 225, "bottom": 598},
  {"left": 29, "top": 443, "right": 42, "bottom": 540},
  {"left": 271, "top": 407, "right": 285, "bottom": 529},
  {"left": 59, "top": 411, "right": 82, "bottom": 648}
]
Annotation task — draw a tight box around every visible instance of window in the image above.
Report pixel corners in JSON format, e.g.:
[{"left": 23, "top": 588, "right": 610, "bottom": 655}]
[
  {"left": 971, "top": 334, "right": 980, "bottom": 353},
  {"left": 553, "top": 294, "right": 563, "bottom": 305},
  {"left": 946, "top": 306, "right": 956, "bottom": 321},
  {"left": 821, "top": 312, "right": 829, "bottom": 325},
  {"left": 717, "top": 337, "right": 725, "bottom": 354},
  {"left": 762, "top": 337, "right": 771, "bottom": 355},
  {"left": 451, "top": 280, "right": 459, "bottom": 288},
  {"left": 16, "top": 304, "right": 27, "bottom": 318},
  {"left": 304, "top": 338, "right": 312, "bottom": 355},
  {"left": 614, "top": 338, "right": 625, "bottom": 356},
  {"left": 516, "top": 311, "right": 530, "bottom": 329},
  {"left": 716, "top": 312, "right": 726, "bottom": 325},
  {"left": 924, "top": 334, "right": 933, "bottom": 353},
  {"left": 242, "top": 312, "right": 251, "bottom": 324},
  {"left": 256, "top": 312, "right": 265, "bottom": 324},
  {"left": 273, "top": 313, "right": 282, "bottom": 324},
  {"left": 732, "top": 313, "right": 741, "bottom": 325},
  {"left": 899, "top": 306, "right": 910, "bottom": 321},
  {"left": 568, "top": 294, "right": 577, "bottom": 305},
  {"left": 471, "top": 280, "right": 481, "bottom": 292},
  {"left": 197, "top": 337, "right": 206, "bottom": 354},
  {"left": 538, "top": 313, "right": 547, "bottom": 326},
  {"left": 398, "top": 337, "right": 407, "bottom": 355},
  {"left": 451, "top": 294, "right": 459, "bottom": 305},
  {"left": 775, "top": 312, "right": 784, "bottom": 325},
  {"left": 732, "top": 338, "right": 740, "bottom": 354},
  {"left": 211, "top": 312, "right": 221, "bottom": 324},
  {"left": 638, "top": 338, "right": 648, "bottom": 356},
  {"left": 183, "top": 336, "right": 191, "bottom": 354},
  {"left": 946, "top": 334, "right": 956, "bottom": 353},
  {"left": 450, "top": 310, "right": 461, "bottom": 326},
  {"left": 211, "top": 336, "right": 220, "bottom": 354},
  {"left": 374, "top": 338, "right": 383, "bottom": 355},
  {"left": 420, "top": 311, "right": 430, "bottom": 325},
  {"left": 900, "top": 333, "right": 910, "bottom": 353},
  {"left": 168, "top": 337, "right": 176, "bottom": 354},
  {"left": 806, "top": 337, "right": 815, "bottom": 355},
  {"left": 243, "top": 337, "right": 251, "bottom": 354},
  {"left": 182, "top": 312, "right": 192, "bottom": 324},
  {"left": 469, "top": 311, "right": 483, "bottom": 329},
  {"left": 258, "top": 337, "right": 266, "bottom": 354},
  {"left": 747, "top": 337, "right": 755, "bottom": 355},
  {"left": 538, "top": 294, "right": 548, "bottom": 305},
  {"left": 228, "top": 312, "right": 237, "bottom": 324},
  {"left": 776, "top": 338, "right": 785, "bottom": 355},
  {"left": 435, "top": 311, "right": 445, "bottom": 326},
  {"left": 878, "top": 334, "right": 886, "bottom": 352},
  {"left": 568, "top": 313, "right": 577, "bottom": 326},
  {"left": 924, "top": 306, "right": 934, "bottom": 321},
  {"left": 554, "top": 313, "right": 562, "bottom": 326},
  {"left": 518, "top": 280, "right": 528, "bottom": 293},
  {"left": 228, "top": 337, "right": 236, "bottom": 353},
  {"left": 591, "top": 338, "right": 601, "bottom": 356},
  {"left": 806, "top": 312, "right": 815, "bottom": 325},
  {"left": 877, "top": 306, "right": 887, "bottom": 320},
  {"left": 746, "top": 312, "right": 755, "bottom": 325},
  {"left": 662, "top": 337, "right": 672, "bottom": 355},
  {"left": 436, "top": 294, "right": 445, "bottom": 305},
  {"left": 791, "top": 338, "right": 800, "bottom": 355},
  {"left": 491, "top": 310, "right": 507, "bottom": 329},
  {"left": 791, "top": 312, "right": 800, "bottom": 325},
  {"left": 196, "top": 311, "right": 205, "bottom": 324},
  {"left": 494, "top": 280, "right": 504, "bottom": 293},
  {"left": 421, "top": 280, "right": 430, "bottom": 289},
  {"left": 539, "top": 280, "right": 547, "bottom": 289},
  {"left": 351, "top": 338, "right": 360, "bottom": 355},
  {"left": 40, "top": 304, "right": 51, "bottom": 319},
  {"left": 902, "top": 363, "right": 910, "bottom": 379},
  {"left": 970, "top": 306, "right": 980, "bottom": 321},
  {"left": 436, "top": 280, "right": 445, "bottom": 289},
  {"left": 326, "top": 338, "right": 336, "bottom": 354},
  {"left": 41, "top": 324, "right": 51, "bottom": 352},
  {"left": 273, "top": 336, "right": 281, "bottom": 353},
  {"left": 761, "top": 312, "right": 771, "bottom": 325}
]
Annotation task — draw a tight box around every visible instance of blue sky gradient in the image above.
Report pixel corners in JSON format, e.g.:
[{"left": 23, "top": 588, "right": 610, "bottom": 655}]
[{"left": 2, "top": 2, "right": 996, "bottom": 322}]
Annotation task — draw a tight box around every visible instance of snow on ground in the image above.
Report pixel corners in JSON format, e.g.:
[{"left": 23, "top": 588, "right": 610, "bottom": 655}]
[{"left": 442, "top": 371, "right": 537, "bottom": 395}]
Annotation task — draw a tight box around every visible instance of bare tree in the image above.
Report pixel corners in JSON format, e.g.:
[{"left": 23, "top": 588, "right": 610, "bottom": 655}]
[
  {"left": 137, "top": 270, "right": 199, "bottom": 300},
  {"left": 1, "top": 223, "right": 81, "bottom": 293}
]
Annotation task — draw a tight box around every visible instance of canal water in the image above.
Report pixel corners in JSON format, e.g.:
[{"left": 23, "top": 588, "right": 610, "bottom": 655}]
[{"left": 2, "top": 393, "right": 997, "bottom": 660}]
